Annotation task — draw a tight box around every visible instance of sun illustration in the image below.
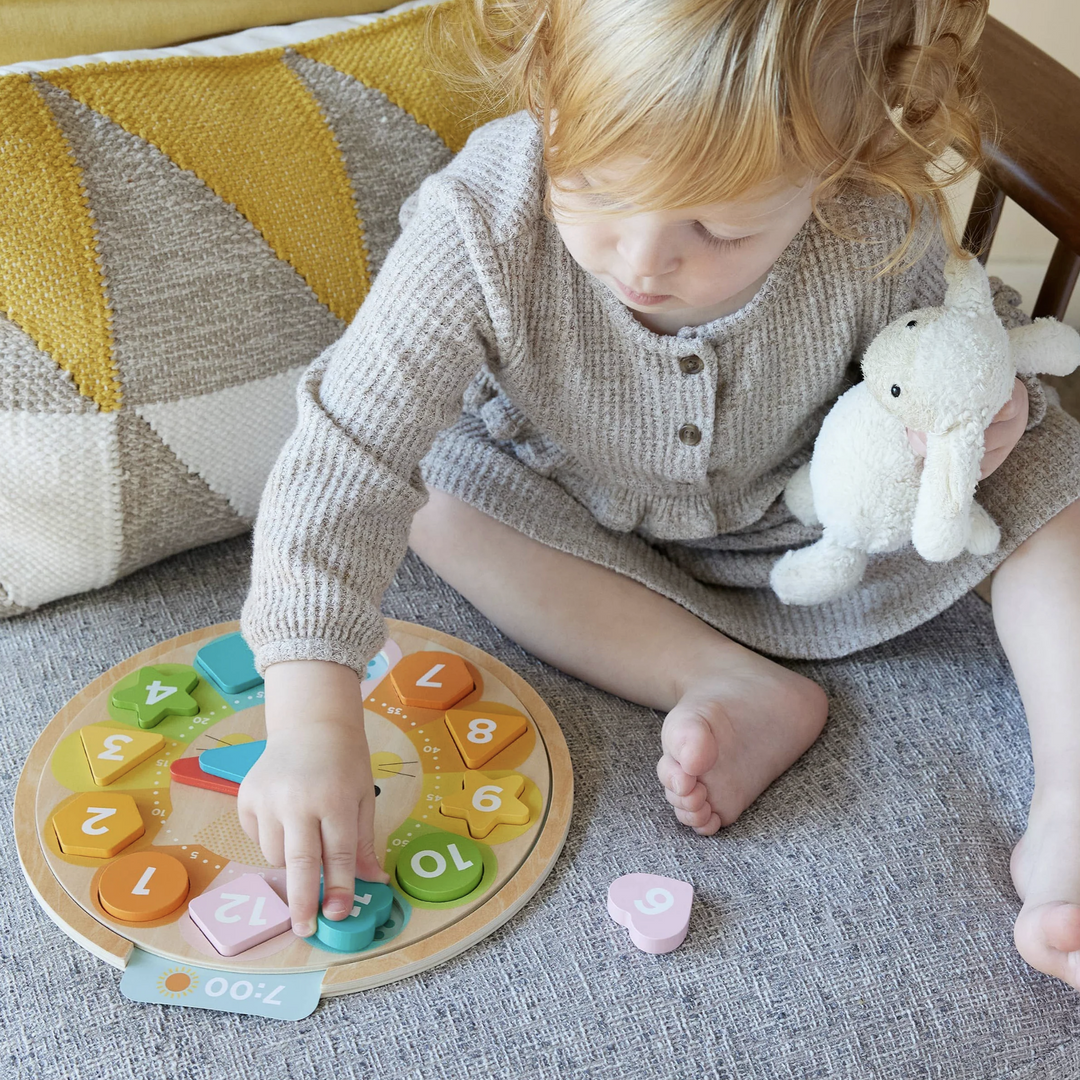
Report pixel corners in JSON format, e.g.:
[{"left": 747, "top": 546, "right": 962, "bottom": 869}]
[{"left": 157, "top": 966, "right": 199, "bottom": 998}]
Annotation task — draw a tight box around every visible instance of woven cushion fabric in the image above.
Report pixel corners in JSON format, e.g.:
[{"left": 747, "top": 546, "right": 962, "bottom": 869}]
[
  {"left": 0, "top": 0, "right": 502, "bottom": 617},
  {"left": 0, "top": 0, "right": 402, "bottom": 67}
]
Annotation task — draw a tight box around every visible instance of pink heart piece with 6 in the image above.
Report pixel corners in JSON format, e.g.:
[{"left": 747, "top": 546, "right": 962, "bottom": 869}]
[{"left": 607, "top": 873, "right": 694, "bottom": 954}]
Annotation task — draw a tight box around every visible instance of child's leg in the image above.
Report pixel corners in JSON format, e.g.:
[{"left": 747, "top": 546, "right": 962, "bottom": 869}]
[
  {"left": 409, "top": 488, "right": 828, "bottom": 834},
  {"left": 990, "top": 496, "right": 1080, "bottom": 989}
]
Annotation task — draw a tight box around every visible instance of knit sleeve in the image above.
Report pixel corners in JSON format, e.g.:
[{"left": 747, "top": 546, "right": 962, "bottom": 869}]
[
  {"left": 890, "top": 214, "right": 1048, "bottom": 430},
  {"left": 240, "top": 176, "right": 499, "bottom": 678}
]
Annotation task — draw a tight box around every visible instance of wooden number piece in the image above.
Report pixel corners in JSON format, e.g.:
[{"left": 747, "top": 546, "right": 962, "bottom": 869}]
[
  {"left": 438, "top": 770, "right": 530, "bottom": 838},
  {"left": 110, "top": 666, "right": 200, "bottom": 728},
  {"left": 197, "top": 740, "right": 266, "bottom": 784},
  {"left": 395, "top": 832, "right": 484, "bottom": 903},
  {"left": 51, "top": 792, "right": 145, "bottom": 858},
  {"left": 315, "top": 880, "right": 395, "bottom": 952},
  {"left": 187, "top": 873, "right": 292, "bottom": 956},
  {"left": 79, "top": 723, "right": 165, "bottom": 786},
  {"left": 444, "top": 706, "right": 527, "bottom": 769},
  {"left": 98, "top": 851, "right": 190, "bottom": 922},
  {"left": 607, "top": 873, "right": 694, "bottom": 954},
  {"left": 169, "top": 756, "right": 241, "bottom": 796},
  {"left": 389, "top": 651, "right": 474, "bottom": 710},
  {"left": 194, "top": 632, "right": 261, "bottom": 695}
]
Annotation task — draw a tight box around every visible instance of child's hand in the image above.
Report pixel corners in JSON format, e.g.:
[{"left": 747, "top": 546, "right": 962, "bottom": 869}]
[
  {"left": 237, "top": 659, "right": 390, "bottom": 938},
  {"left": 907, "top": 377, "right": 1029, "bottom": 480}
]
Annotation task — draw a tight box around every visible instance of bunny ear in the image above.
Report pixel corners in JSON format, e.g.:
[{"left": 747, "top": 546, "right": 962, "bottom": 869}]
[
  {"left": 943, "top": 253, "right": 994, "bottom": 316},
  {"left": 911, "top": 424, "right": 983, "bottom": 562}
]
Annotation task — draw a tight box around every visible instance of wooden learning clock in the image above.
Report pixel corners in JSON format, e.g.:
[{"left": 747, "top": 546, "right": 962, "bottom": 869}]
[{"left": 15, "top": 621, "right": 573, "bottom": 1019}]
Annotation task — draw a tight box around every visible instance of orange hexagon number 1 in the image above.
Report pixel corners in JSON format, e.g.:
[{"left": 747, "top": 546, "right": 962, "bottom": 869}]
[{"left": 389, "top": 651, "right": 474, "bottom": 710}]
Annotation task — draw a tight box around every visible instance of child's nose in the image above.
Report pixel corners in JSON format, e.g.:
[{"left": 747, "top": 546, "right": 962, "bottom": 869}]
[{"left": 617, "top": 224, "right": 679, "bottom": 280}]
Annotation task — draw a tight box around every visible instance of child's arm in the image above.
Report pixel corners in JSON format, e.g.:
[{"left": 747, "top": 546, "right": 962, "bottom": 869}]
[
  {"left": 237, "top": 660, "right": 388, "bottom": 937},
  {"left": 239, "top": 154, "right": 505, "bottom": 932}
]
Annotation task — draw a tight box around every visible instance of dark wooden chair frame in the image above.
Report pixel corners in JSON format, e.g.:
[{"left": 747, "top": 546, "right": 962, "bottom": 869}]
[{"left": 963, "top": 16, "right": 1080, "bottom": 322}]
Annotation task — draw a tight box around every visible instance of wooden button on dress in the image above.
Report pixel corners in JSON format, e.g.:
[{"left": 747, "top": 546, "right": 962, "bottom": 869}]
[
  {"left": 678, "top": 424, "right": 702, "bottom": 446},
  {"left": 679, "top": 355, "right": 704, "bottom": 374}
]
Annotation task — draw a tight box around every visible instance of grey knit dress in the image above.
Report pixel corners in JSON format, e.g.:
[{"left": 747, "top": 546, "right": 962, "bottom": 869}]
[{"left": 241, "top": 112, "right": 1080, "bottom": 675}]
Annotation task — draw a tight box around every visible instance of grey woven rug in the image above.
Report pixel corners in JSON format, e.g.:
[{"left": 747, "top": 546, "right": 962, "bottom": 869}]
[{"left": 3, "top": 536, "right": 1079, "bottom": 1079}]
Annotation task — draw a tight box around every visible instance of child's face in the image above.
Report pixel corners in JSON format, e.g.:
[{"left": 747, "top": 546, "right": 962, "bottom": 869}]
[{"left": 551, "top": 165, "right": 815, "bottom": 333}]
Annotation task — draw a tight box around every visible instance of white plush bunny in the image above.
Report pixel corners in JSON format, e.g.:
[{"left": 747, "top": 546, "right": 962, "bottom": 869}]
[{"left": 770, "top": 253, "right": 1080, "bottom": 606}]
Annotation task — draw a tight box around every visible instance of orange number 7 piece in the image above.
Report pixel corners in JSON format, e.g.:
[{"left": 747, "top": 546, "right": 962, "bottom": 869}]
[{"left": 388, "top": 651, "right": 474, "bottom": 710}]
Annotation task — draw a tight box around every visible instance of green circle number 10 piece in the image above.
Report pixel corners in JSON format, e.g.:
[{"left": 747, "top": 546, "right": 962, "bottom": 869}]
[{"left": 396, "top": 832, "right": 485, "bottom": 903}]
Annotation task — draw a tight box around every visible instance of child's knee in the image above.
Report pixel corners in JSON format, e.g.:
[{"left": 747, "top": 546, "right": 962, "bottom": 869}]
[{"left": 408, "top": 487, "right": 474, "bottom": 565}]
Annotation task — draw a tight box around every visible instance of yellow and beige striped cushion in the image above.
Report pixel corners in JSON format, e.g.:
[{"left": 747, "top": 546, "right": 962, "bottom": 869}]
[{"left": 0, "top": 0, "right": 501, "bottom": 615}]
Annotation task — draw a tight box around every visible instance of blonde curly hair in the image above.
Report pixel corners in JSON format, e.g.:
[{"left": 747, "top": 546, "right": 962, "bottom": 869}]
[{"left": 442, "top": 0, "right": 990, "bottom": 271}]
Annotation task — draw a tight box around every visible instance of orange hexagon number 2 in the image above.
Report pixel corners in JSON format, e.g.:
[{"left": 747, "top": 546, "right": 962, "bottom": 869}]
[
  {"left": 389, "top": 651, "right": 474, "bottom": 710},
  {"left": 52, "top": 792, "right": 146, "bottom": 858}
]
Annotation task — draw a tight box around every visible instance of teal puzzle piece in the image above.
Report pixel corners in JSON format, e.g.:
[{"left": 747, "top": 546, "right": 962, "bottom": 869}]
[
  {"left": 198, "top": 740, "right": 266, "bottom": 783},
  {"left": 315, "top": 880, "right": 396, "bottom": 953},
  {"left": 195, "top": 632, "right": 262, "bottom": 695}
]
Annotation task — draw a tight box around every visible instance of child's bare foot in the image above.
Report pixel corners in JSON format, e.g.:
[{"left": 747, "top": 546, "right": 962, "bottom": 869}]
[
  {"left": 656, "top": 653, "right": 828, "bottom": 836},
  {"left": 1011, "top": 795, "right": 1080, "bottom": 989}
]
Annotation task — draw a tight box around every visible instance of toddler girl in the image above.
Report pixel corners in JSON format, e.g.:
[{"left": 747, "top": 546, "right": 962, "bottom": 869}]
[{"left": 239, "top": 0, "right": 1080, "bottom": 990}]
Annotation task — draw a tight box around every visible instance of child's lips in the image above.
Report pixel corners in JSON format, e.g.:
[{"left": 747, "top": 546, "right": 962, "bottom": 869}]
[{"left": 614, "top": 278, "right": 672, "bottom": 306}]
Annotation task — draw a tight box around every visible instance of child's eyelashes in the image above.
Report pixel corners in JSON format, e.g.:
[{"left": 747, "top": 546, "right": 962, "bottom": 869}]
[{"left": 694, "top": 223, "right": 752, "bottom": 250}]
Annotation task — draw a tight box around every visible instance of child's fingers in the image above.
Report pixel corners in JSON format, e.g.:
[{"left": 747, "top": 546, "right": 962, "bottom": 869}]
[
  {"left": 978, "top": 445, "right": 1009, "bottom": 480},
  {"left": 356, "top": 792, "right": 390, "bottom": 885},
  {"left": 284, "top": 818, "right": 324, "bottom": 937},
  {"left": 906, "top": 428, "right": 927, "bottom": 457},
  {"left": 319, "top": 814, "right": 360, "bottom": 922},
  {"left": 990, "top": 377, "right": 1027, "bottom": 425},
  {"left": 237, "top": 800, "right": 259, "bottom": 846},
  {"left": 256, "top": 815, "right": 286, "bottom": 869}
]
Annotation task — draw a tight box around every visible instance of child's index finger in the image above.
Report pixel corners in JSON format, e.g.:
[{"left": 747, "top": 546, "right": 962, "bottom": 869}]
[
  {"left": 283, "top": 820, "right": 324, "bottom": 937},
  {"left": 320, "top": 815, "right": 361, "bottom": 922}
]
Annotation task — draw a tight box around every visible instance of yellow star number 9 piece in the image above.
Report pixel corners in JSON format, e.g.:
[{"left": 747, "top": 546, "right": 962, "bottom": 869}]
[
  {"left": 444, "top": 705, "right": 528, "bottom": 769},
  {"left": 439, "top": 770, "right": 531, "bottom": 839}
]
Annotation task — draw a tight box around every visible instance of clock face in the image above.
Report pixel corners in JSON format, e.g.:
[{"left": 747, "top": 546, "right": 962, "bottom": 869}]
[{"left": 21, "top": 621, "right": 572, "bottom": 995}]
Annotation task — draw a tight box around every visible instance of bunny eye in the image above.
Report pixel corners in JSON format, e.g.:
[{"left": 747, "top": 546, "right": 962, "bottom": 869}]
[
  {"left": 906, "top": 319, "right": 917, "bottom": 328},
  {"left": 891, "top": 384, "right": 901, "bottom": 397}
]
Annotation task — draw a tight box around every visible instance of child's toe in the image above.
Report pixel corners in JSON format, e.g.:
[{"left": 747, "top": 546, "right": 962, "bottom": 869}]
[
  {"left": 1014, "top": 902, "right": 1080, "bottom": 990},
  {"left": 692, "top": 811, "right": 722, "bottom": 836},
  {"left": 664, "top": 782, "right": 708, "bottom": 812},
  {"left": 1044, "top": 902, "right": 1080, "bottom": 953},
  {"left": 674, "top": 802, "right": 715, "bottom": 829},
  {"left": 661, "top": 710, "right": 719, "bottom": 777},
  {"left": 656, "top": 753, "right": 697, "bottom": 797}
]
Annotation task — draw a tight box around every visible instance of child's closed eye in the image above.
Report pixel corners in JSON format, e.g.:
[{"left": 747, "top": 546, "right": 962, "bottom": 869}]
[{"left": 694, "top": 223, "right": 752, "bottom": 250}]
